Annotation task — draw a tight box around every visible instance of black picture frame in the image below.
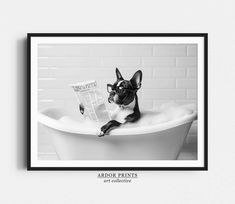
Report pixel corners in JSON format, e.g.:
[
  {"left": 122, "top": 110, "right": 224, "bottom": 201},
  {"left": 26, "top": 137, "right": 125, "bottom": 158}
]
[{"left": 27, "top": 33, "right": 208, "bottom": 171}]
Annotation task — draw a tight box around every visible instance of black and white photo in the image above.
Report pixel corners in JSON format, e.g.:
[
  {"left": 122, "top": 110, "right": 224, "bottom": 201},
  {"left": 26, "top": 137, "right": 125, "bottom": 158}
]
[{"left": 28, "top": 33, "right": 207, "bottom": 170}]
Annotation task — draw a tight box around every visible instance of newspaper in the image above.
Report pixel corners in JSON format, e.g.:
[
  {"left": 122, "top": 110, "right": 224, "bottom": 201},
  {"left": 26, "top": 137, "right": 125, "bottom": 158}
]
[{"left": 70, "top": 80, "right": 111, "bottom": 122}]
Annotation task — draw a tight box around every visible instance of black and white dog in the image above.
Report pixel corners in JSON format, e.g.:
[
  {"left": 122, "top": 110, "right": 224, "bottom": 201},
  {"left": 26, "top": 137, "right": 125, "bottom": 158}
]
[{"left": 98, "top": 68, "right": 142, "bottom": 137}]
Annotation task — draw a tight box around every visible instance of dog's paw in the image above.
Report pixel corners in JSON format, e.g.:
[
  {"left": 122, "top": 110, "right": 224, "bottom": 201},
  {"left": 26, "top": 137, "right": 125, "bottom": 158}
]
[{"left": 97, "top": 130, "right": 105, "bottom": 137}]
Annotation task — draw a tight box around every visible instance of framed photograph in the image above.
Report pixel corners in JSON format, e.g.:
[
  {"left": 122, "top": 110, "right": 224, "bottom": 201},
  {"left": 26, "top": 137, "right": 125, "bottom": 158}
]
[{"left": 27, "top": 33, "right": 208, "bottom": 170}]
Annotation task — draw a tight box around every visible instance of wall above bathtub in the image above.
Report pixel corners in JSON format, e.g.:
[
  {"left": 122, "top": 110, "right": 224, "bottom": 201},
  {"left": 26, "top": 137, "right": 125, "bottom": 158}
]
[{"left": 37, "top": 43, "right": 198, "bottom": 111}]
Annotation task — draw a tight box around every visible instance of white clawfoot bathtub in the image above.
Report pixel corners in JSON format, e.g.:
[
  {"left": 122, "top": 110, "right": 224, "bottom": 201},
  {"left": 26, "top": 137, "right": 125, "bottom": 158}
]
[{"left": 38, "top": 108, "right": 197, "bottom": 160}]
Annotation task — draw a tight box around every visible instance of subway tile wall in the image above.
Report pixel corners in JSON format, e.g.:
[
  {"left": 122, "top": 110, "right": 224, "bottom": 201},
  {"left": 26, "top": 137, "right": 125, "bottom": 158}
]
[
  {"left": 37, "top": 43, "right": 198, "bottom": 157},
  {"left": 38, "top": 43, "right": 198, "bottom": 111}
]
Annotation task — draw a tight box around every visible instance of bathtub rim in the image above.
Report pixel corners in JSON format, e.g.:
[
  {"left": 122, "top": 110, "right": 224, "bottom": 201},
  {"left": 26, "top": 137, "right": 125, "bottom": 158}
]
[{"left": 38, "top": 108, "right": 197, "bottom": 136}]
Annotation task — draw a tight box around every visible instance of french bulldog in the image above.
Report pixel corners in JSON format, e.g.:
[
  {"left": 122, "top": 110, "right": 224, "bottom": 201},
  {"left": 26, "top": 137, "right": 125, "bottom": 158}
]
[{"left": 98, "top": 68, "right": 142, "bottom": 137}]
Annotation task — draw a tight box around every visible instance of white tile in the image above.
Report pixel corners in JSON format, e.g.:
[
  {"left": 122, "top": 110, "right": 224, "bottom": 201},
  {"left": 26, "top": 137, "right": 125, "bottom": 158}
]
[
  {"left": 38, "top": 68, "right": 55, "bottom": 77},
  {"left": 142, "top": 57, "right": 175, "bottom": 66},
  {"left": 153, "top": 68, "right": 186, "bottom": 78},
  {"left": 176, "top": 79, "right": 197, "bottom": 88},
  {"left": 142, "top": 79, "right": 175, "bottom": 89},
  {"left": 142, "top": 89, "right": 186, "bottom": 99},
  {"left": 121, "top": 45, "right": 153, "bottom": 56},
  {"left": 38, "top": 99, "right": 65, "bottom": 109},
  {"left": 187, "top": 45, "right": 197, "bottom": 56},
  {"left": 38, "top": 45, "right": 89, "bottom": 57},
  {"left": 187, "top": 89, "right": 197, "bottom": 99},
  {"left": 90, "top": 45, "right": 120, "bottom": 56},
  {"left": 176, "top": 57, "right": 197, "bottom": 67},
  {"left": 154, "top": 45, "right": 187, "bottom": 56},
  {"left": 187, "top": 67, "right": 197, "bottom": 77},
  {"left": 38, "top": 89, "right": 75, "bottom": 100},
  {"left": 38, "top": 77, "right": 113, "bottom": 89},
  {"left": 38, "top": 57, "right": 101, "bottom": 67},
  {"left": 46, "top": 67, "right": 108, "bottom": 78},
  {"left": 112, "top": 67, "right": 153, "bottom": 78},
  {"left": 102, "top": 57, "right": 141, "bottom": 66},
  {"left": 85, "top": 68, "right": 117, "bottom": 79}
]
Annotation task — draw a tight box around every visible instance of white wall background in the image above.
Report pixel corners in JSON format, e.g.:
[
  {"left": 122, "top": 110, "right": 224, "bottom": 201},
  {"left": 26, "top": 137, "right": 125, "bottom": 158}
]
[{"left": 1, "top": 0, "right": 235, "bottom": 203}]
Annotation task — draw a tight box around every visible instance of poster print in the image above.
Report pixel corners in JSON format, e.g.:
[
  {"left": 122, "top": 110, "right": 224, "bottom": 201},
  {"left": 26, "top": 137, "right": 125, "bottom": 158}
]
[{"left": 27, "top": 33, "right": 208, "bottom": 170}]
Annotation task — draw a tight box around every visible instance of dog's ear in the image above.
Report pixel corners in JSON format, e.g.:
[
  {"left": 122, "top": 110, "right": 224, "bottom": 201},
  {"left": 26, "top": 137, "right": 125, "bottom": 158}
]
[
  {"left": 130, "top": 70, "right": 142, "bottom": 89},
  {"left": 116, "top": 67, "right": 123, "bottom": 80}
]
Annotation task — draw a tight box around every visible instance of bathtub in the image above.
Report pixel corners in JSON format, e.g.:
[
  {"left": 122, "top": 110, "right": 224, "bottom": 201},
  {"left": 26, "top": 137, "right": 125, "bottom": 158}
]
[{"left": 38, "top": 108, "right": 197, "bottom": 160}]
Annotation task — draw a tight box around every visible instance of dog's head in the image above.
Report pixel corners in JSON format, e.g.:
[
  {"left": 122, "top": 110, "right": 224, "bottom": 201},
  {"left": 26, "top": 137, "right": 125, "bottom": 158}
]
[{"left": 107, "top": 68, "right": 142, "bottom": 106}]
